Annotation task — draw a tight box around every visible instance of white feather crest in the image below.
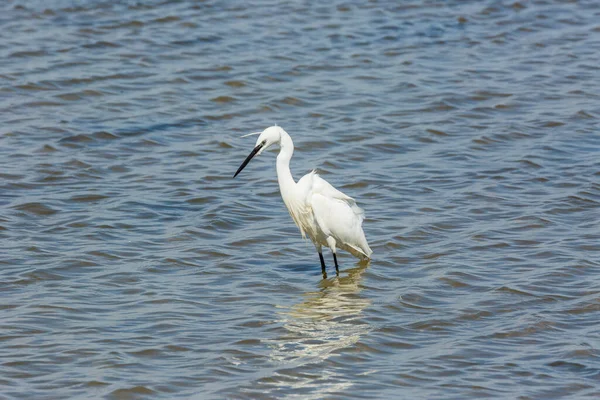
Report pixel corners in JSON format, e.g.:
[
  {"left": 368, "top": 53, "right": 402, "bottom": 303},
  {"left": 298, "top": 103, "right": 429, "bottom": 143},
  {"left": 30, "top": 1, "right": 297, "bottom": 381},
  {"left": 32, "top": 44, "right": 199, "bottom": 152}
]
[{"left": 240, "top": 131, "right": 262, "bottom": 138}]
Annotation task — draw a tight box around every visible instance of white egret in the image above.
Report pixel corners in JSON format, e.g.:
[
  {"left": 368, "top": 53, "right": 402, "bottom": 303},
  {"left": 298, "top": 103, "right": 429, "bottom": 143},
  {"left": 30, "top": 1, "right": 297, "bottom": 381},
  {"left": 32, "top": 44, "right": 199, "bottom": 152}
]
[{"left": 233, "top": 126, "right": 372, "bottom": 276}]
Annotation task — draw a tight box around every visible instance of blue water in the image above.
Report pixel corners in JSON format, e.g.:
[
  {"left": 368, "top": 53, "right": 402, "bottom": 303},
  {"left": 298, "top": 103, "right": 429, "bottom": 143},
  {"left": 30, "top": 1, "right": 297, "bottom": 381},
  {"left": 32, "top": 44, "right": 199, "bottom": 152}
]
[{"left": 1, "top": 0, "right": 599, "bottom": 398}]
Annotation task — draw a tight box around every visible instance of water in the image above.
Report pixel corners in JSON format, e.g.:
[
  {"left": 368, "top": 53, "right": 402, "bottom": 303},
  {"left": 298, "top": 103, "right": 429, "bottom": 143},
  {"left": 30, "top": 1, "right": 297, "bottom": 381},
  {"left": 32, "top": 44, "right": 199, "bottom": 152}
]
[{"left": 2, "top": 0, "right": 600, "bottom": 398}]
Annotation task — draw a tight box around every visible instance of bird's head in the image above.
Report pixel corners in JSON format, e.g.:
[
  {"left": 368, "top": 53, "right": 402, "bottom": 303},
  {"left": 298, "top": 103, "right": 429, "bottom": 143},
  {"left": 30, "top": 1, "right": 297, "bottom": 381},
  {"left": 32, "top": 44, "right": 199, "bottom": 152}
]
[
  {"left": 254, "top": 126, "right": 281, "bottom": 156},
  {"left": 233, "top": 126, "right": 282, "bottom": 178}
]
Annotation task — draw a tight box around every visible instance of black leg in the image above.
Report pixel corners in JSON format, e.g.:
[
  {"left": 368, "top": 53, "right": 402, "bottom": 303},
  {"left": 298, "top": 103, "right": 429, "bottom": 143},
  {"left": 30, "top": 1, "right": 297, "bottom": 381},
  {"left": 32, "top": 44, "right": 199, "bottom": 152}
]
[
  {"left": 318, "top": 252, "right": 327, "bottom": 278},
  {"left": 319, "top": 252, "right": 326, "bottom": 268},
  {"left": 333, "top": 253, "right": 339, "bottom": 275}
]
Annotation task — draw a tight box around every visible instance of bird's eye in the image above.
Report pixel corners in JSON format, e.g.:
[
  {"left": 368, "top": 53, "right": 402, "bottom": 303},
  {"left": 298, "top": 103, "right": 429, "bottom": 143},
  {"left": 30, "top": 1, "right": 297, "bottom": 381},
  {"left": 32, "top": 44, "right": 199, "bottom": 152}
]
[{"left": 262, "top": 140, "right": 267, "bottom": 146}]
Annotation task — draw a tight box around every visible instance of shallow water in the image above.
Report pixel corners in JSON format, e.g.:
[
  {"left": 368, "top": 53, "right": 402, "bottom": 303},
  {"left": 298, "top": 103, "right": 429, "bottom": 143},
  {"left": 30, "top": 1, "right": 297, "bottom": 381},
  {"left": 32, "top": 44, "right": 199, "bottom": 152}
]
[{"left": 1, "top": 0, "right": 600, "bottom": 398}]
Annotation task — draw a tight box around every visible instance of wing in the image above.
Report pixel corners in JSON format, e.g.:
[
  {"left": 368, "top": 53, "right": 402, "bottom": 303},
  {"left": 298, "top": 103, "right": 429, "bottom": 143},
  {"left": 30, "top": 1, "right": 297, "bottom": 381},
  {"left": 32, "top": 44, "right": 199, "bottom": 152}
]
[
  {"left": 310, "top": 173, "right": 365, "bottom": 223},
  {"left": 305, "top": 172, "right": 372, "bottom": 258}
]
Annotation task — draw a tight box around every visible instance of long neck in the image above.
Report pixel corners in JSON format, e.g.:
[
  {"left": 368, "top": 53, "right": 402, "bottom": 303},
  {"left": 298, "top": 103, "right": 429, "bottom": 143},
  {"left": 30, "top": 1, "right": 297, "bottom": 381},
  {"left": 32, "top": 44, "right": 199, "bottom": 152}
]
[{"left": 276, "top": 130, "right": 296, "bottom": 200}]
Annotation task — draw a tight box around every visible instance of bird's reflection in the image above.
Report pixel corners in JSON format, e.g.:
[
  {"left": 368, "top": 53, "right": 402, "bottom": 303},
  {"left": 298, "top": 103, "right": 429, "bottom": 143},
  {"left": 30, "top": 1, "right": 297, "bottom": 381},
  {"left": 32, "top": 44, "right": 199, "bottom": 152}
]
[{"left": 269, "top": 261, "right": 371, "bottom": 366}]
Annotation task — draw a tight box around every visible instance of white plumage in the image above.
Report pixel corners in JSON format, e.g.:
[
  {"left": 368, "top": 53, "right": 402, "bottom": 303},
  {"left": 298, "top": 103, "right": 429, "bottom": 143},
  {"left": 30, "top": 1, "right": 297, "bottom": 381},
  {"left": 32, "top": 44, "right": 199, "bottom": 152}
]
[{"left": 234, "top": 126, "right": 372, "bottom": 274}]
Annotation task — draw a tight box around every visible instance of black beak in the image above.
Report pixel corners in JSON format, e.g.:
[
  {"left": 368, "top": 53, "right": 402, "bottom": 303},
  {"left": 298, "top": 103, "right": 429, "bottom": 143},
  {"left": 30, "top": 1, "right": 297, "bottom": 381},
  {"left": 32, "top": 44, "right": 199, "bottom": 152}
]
[{"left": 233, "top": 143, "right": 263, "bottom": 178}]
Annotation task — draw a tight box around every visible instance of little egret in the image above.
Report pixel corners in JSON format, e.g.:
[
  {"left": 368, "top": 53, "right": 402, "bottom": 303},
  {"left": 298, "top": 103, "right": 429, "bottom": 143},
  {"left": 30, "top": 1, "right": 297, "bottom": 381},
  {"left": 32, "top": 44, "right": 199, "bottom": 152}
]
[{"left": 233, "top": 126, "right": 372, "bottom": 276}]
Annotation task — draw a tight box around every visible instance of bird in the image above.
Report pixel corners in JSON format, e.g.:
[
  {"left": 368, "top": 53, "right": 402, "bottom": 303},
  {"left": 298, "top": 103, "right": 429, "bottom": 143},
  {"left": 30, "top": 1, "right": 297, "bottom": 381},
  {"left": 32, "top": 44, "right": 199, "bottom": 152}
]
[{"left": 233, "top": 126, "right": 372, "bottom": 276}]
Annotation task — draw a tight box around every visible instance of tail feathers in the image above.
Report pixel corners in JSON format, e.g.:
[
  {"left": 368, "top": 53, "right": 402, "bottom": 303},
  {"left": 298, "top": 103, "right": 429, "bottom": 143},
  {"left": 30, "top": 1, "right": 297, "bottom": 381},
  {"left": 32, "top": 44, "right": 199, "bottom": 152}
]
[{"left": 345, "top": 242, "right": 373, "bottom": 260}]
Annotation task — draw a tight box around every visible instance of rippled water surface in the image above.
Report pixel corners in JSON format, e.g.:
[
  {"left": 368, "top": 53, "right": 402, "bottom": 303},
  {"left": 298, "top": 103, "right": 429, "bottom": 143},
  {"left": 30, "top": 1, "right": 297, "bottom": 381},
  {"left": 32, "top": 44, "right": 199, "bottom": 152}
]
[{"left": 2, "top": 0, "right": 600, "bottom": 398}]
